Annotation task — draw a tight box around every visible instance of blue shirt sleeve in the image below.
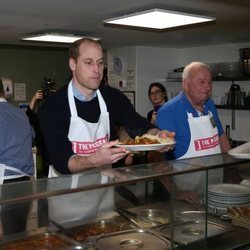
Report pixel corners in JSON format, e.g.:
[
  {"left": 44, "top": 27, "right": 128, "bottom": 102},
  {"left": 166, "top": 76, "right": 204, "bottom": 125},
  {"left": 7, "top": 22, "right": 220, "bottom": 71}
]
[{"left": 156, "top": 96, "right": 191, "bottom": 159}]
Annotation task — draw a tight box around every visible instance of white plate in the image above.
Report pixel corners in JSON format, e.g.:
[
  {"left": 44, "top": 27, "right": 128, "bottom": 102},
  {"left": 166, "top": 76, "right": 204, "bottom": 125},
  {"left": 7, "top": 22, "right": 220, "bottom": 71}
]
[
  {"left": 241, "top": 179, "right": 250, "bottom": 187},
  {"left": 208, "top": 199, "right": 250, "bottom": 207},
  {"left": 228, "top": 141, "right": 250, "bottom": 159},
  {"left": 208, "top": 183, "right": 250, "bottom": 196},
  {"left": 115, "top": 142, "right": 175, "bottom": 151}
]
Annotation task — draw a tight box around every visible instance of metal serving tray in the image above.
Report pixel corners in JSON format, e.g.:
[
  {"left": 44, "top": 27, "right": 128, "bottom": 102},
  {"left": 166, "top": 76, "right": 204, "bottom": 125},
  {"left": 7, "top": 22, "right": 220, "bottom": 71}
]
[
  {"left": 153, "top": 220, "right": 226, "bottom": 245},
  {"left": 0, "top": 231, "right": 85, "bottom": 250},
  {"left": 89, "top": 229, "right": 171, "bottom": 250},
  {"left": 68, "top": 219, "right": 123, "bottom": 243}
]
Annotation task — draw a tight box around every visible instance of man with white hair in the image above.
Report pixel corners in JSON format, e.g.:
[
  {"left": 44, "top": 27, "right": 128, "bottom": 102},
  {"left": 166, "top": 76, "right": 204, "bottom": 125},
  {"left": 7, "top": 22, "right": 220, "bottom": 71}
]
[{"left": 156, "top": 62, "right": 231, "bottom": 203}]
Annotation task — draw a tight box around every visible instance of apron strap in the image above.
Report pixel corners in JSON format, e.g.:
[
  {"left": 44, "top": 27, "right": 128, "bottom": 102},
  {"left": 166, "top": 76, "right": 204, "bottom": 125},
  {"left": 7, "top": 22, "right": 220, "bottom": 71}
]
[
  {"left": 0, "top": 164, "right": 28, "bottom": 180},
  {"left": 96, "top": 89, "right": 108, "bottom": 113},
  {"left": 68, "top": 80, "right": 78, "bottom": 117}
]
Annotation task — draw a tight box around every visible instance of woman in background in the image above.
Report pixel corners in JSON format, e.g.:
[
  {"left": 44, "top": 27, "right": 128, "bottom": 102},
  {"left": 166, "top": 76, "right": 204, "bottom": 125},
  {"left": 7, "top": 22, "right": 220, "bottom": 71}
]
[
  {"left": 147, "top": 82, "right": 169, "bottom": 201},
  {"left": 147, "top": 82, "right": 168, "bottom": 124}
]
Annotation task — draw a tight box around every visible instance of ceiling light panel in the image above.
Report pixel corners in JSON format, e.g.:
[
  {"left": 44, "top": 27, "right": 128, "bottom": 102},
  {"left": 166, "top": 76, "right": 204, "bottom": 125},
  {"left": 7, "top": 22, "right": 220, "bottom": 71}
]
[
  {"left": 21, "top": 33, "right": 100, "bottom": 43},
  {"left": 104, "top": 9, "right": 215, "bottom": 30}
]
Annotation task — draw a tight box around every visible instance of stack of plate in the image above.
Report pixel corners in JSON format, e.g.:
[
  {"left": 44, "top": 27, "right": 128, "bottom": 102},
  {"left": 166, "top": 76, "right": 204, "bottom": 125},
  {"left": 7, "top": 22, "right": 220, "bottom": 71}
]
[{"left": 207, "top": 183, "right": 250, "bottom": 216}]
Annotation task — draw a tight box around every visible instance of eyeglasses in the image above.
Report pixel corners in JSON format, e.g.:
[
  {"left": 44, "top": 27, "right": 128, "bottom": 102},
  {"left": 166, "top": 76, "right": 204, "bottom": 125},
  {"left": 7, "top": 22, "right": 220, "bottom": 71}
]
[{"left": 149, "top": 90, "right": 163, "bottom": 96}]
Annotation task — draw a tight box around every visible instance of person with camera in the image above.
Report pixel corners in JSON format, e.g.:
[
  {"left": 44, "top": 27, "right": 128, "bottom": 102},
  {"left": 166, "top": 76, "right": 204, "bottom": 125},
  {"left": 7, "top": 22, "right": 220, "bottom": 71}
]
[
  {"left": 26, "top": 90, "right": 43, "bottom": 141},
  {"left": 26, "top": 82, "right": 56, "bottom": 177},
  {"left": 26, "top": 89, "right": 52, "bottom": 227},
  {"left": 26, "top": 90, "right": 47, "bottom": 175}
]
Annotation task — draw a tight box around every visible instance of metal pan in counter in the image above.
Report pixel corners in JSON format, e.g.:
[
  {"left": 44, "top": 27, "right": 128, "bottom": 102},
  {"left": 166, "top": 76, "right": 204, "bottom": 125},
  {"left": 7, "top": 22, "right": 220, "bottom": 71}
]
[
  {"left": 118, "top": 208, "right": 172, "bottom": 230},
  {"left": 154, "top": 220, "right": 226, "bottom": 245},
  {"left": 0, "top": 231, "right": 84, "bottom": 250},
  {"left": 91, "top": 229, "right": 171, "bottom": 250},
  {"left": 138, "top": 209, "right": 170, "bottom": 225},
  {"left": 68, "top": 219, "right": 122, "bottom": 243}
]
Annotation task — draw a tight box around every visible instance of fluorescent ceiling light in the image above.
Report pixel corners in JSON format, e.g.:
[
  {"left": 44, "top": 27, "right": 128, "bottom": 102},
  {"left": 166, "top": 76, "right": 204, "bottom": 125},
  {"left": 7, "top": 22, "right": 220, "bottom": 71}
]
[
  {"left": 104, "top": 9, "right": 215, "bottom": 30},
  {"left": 21, "top": 33, "right": 100, "bottom": 43}
]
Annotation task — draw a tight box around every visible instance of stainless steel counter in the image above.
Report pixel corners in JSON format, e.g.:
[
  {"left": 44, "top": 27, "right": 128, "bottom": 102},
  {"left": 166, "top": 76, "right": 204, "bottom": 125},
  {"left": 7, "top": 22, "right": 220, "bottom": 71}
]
[
  {"left": 128, "top": 201, "right": 250, "bottom": 249},
  {"left": 1, "top": 200, "right": 249, "bottom": 250},
  {"left": 175, "top": 228, "right": 250, "bottom": 250}
]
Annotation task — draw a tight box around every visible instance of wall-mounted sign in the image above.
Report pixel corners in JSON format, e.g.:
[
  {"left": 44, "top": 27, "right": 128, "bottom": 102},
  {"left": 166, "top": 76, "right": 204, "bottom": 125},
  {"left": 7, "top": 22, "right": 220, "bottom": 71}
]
[{"left": 14, "top": 83, "right": 26, "bottom": 101}]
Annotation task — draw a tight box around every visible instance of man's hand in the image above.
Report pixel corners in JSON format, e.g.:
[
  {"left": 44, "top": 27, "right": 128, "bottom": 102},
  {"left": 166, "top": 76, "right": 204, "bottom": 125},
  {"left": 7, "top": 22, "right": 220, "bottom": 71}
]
[
  {"left": 157, "top": 130, "right": 175, "bottom": 152},
  {"left": 68, "top": 140, "right": 129, "bottom": 173},
  {"left": 91, "top": 140, "right": 129, "bottom": 166},
  {"left": 157, "top": 130, "right": 175, "bottom": 140}
]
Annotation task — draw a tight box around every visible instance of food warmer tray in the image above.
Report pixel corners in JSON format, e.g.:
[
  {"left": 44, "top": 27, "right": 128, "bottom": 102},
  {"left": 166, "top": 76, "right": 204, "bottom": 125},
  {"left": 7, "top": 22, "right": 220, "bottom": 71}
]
[
  {"left": 88, "top": 228, "right": 171, "bottom": 250},
  {"left": 67, "top": 218, "right": 125, "bottom": 243},
  {"left": 0, "top": 231, "right": 85, "bottom": 250},
  {"left": 153, "top": 220, "right": 227, "bottom": 245}
]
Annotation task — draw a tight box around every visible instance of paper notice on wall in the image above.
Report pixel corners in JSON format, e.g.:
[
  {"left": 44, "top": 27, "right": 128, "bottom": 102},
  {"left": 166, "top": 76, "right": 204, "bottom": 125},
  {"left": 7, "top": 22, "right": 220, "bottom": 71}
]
[
  {"left": 14, "top": 83, "right": 26, "bottom": 101},
  {"left": 126, "top": 69, "right": 135, "bottom": 90}
]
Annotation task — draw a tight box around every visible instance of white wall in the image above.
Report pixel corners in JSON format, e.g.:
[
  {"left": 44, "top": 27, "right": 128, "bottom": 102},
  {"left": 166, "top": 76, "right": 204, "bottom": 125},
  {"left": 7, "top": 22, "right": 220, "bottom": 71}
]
[
  {"left": 136, "top": 46, "right": 181, "bottom": 117},
  {"left": 108, "top": 42, "right": 250, "bottom": 142}
]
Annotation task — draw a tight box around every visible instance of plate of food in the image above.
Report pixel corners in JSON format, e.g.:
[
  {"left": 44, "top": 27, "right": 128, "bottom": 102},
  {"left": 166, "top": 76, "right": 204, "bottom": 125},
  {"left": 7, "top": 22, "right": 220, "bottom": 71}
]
[{"left": 115, "top": 134, "right": 175, "bottom": 151}]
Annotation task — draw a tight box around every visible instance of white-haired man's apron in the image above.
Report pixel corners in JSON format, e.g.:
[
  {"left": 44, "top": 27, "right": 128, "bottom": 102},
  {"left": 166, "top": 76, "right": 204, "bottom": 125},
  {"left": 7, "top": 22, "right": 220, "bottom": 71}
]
[
  {"left": 48, "top": 81, "right": 114, "bottom": 224},
  {"left": 174, "top": 111, "right": 222, "bottom": 194}
]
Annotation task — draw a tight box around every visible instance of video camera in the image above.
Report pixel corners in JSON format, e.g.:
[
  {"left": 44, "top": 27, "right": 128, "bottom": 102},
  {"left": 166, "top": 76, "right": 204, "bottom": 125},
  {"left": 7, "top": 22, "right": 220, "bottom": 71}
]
[{"left": 41, "top": 77, "right": 56, "bottom": 99}]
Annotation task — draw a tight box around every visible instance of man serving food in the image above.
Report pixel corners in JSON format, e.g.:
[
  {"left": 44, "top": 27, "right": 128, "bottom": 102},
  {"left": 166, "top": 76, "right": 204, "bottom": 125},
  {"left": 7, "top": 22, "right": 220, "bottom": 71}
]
[{"left": 38, "top": 38, "right": 175, "bottom": 223}]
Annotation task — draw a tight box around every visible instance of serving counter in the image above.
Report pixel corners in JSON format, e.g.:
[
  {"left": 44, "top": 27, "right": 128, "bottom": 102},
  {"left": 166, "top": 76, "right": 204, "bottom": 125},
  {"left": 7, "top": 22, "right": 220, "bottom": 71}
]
[{"left": 0, "top": 153, "right": 249, "bottom": 249}]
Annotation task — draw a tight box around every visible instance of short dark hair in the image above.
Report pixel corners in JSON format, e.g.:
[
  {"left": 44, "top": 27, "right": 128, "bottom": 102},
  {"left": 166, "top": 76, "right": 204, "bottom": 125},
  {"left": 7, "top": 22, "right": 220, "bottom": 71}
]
[
  {"left": 69, "top": 38, "right": 102, "bottom": 62},
  {"left": 148, "top": 82, "right": 168, "bottom": 102}
]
